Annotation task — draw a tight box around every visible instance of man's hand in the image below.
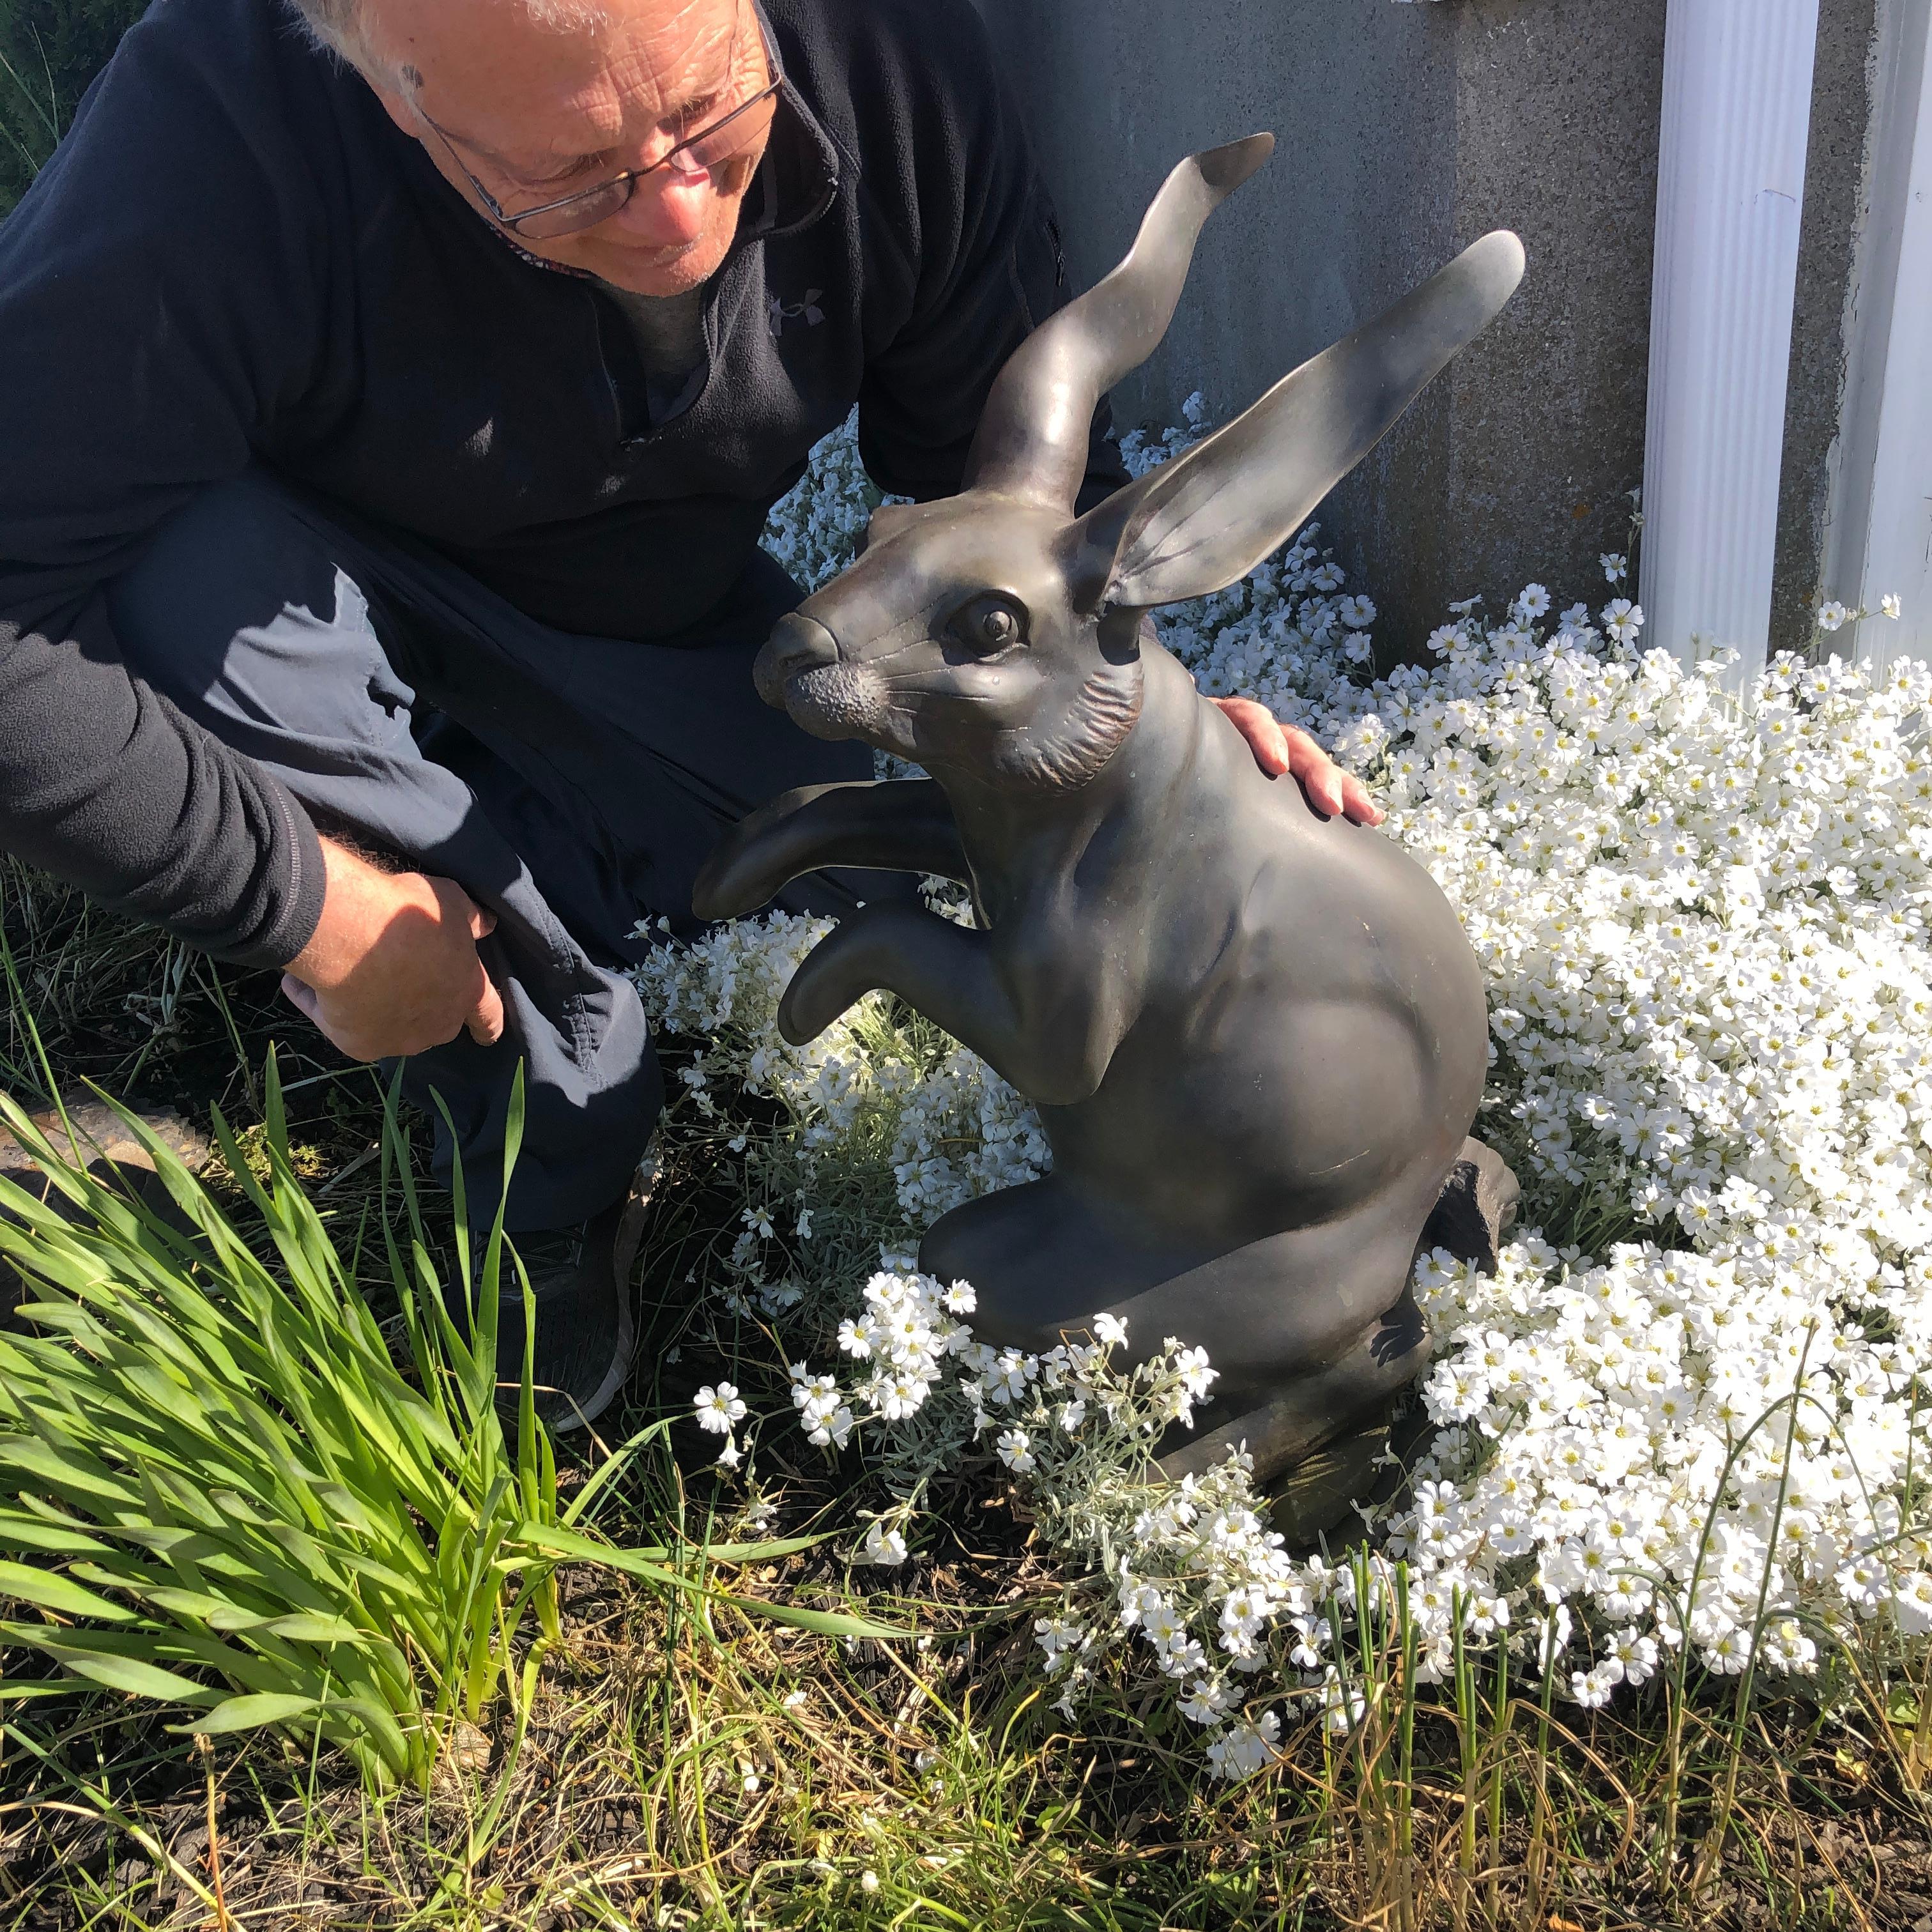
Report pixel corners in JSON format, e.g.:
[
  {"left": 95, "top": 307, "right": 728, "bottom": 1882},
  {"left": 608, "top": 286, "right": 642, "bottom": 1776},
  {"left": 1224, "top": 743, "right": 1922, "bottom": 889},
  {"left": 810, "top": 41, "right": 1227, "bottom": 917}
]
[
  {"left": 282, "top": 837, "right": 505, "bottom": 1062},
  {"left": 1212, "top": 696, "right": 1383, "bottom": 826}
]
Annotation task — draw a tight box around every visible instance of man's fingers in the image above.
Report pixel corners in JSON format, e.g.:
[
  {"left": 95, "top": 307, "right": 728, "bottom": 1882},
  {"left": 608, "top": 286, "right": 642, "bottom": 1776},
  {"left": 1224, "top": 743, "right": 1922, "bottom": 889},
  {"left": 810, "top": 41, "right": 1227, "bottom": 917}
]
[
  {"left": 1214, "top": 693, "right": 1388, "bottom": 827},
  {"left": 458, "top": 885, "right": 504, "bottom": 1042},
  {"left": 280, "top": 973, "right": 371, "bottom": 1061},
  {"left": 466, "top": 972, "right": 506, "bottom": 1047},
  {"left": 1246, "top": 708, "right": 1292, "bottom": 778},
  {"left": 1282, "top": 726, "right": 1346, "bottom": 813},
  {"left": 1281, "top": 724, "right": 1385, "bottom": 825},
  {"left": 1213, "top": 696, "right": 1292, "bottom": 776},
  {"left": 1339, "top": 772, "right": 1385, "bottom": 827}
]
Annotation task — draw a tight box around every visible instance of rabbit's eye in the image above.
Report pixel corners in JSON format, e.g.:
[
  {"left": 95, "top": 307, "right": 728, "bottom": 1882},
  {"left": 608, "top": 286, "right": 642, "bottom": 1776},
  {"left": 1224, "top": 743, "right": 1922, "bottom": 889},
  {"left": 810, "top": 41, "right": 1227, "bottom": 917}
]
[{"left": 948, "top": 594, "right": 1029, "bottom": 654}]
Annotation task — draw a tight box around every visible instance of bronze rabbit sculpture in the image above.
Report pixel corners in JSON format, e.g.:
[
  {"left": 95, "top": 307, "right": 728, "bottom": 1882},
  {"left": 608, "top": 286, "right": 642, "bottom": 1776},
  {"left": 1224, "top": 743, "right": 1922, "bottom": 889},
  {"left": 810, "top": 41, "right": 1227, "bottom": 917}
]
[{"left": 694, "top": 134, "right": 1522, "bottom": 1488}]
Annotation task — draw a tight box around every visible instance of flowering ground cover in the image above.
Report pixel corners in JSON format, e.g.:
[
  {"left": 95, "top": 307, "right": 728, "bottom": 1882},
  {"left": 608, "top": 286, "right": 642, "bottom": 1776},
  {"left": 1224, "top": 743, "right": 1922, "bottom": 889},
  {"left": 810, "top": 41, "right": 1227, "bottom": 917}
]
[{"left": 659, "top": 407, "right": 1932, "bottom": 1774}]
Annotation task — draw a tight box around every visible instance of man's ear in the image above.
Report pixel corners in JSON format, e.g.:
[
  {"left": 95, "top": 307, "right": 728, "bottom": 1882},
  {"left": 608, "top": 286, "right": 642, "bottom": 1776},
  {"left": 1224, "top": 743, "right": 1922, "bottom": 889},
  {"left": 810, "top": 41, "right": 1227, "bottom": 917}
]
[{"left": 1064, "top": 231, "right": 1524, "bottom": 615}]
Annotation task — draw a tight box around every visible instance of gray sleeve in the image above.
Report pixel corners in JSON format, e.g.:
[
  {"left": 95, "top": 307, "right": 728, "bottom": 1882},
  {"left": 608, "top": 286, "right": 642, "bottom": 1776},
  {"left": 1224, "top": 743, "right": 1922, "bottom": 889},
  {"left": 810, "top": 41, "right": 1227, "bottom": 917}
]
[{"left": 0, "top": 595, "right": 326, "bottom": 968}]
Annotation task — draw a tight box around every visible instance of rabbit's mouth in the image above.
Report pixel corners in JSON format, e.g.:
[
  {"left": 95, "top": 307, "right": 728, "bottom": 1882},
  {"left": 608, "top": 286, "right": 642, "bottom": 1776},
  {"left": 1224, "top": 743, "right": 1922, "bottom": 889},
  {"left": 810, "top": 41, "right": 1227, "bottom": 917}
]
[
  {"left": 779, "top": 660, "right": 893, "bottom": 743},
  {"left": 755, "top": 611, "right": 898, "bottom": 746}
]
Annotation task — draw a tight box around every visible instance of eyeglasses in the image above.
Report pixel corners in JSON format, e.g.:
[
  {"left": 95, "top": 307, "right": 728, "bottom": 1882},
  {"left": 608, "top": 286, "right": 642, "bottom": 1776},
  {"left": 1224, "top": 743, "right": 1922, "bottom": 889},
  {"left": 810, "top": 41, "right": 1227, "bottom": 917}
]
[{"left": 415, "top": 3, "right": 783, "bottom": 242}]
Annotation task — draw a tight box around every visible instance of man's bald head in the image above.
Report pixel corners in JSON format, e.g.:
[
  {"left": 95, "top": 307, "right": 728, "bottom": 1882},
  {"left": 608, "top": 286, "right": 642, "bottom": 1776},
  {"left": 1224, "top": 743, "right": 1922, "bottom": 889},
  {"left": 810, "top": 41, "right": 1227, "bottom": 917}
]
[{"left": 293, "top": 0, "right": 770, "bottom": 298}]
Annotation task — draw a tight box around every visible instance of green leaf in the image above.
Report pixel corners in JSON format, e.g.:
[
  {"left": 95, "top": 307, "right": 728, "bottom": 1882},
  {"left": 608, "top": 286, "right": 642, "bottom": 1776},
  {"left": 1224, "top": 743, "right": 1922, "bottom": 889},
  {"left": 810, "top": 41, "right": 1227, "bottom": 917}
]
[
  {"left": 0, "top": 1512, "right": 113, "bottom": 1558},
  {"left": 0, "top": 1680, "right": 81, "bottom": 1701},
  {"left": 0, "top": 1434, "right": 139, "bottom": 1510},
  {"left": 0, "top": 1558, "right": 140, "bottom": 1623},
  {"left": 142, "top": 1586, "right": 274, "bottom": 1630},
  {"left": 1, "top": 1626, "right": 218, "bottom": 1705},
  {"left": 701, "top": 1533, "right": 840, "bottom": 1563},
  {"left": 736, "top": 1597, "right": 918, "bottom": 1641},
  {"left": 173, "top": 1690, "right": 321, "bottom": 1736},
  {"left": 259, "top": 1613, "right": 365, "bottom": 1645}
]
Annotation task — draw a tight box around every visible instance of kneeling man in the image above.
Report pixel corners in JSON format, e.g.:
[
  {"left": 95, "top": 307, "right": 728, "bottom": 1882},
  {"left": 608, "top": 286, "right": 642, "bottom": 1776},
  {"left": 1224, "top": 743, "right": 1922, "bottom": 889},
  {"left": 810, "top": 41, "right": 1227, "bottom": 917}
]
[{"left": 0, "top": 0, "right": 1375, "bottom": 1424}]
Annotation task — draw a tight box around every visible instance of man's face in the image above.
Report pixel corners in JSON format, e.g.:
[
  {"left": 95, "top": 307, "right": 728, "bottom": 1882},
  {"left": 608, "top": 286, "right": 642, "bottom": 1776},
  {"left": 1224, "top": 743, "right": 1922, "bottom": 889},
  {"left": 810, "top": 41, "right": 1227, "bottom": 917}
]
[{"left": 367, "top": 0, "right": 769, "bottom": 296}]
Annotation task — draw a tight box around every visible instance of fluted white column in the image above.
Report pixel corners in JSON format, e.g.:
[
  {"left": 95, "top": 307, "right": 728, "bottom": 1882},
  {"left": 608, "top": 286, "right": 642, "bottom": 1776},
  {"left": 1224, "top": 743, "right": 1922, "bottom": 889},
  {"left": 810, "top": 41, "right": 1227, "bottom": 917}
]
[
  {"left": 1639, "top": 0, "right": 1821, "bottom": 686},
  {"left": 1826, "top": 0, "right": 1932, "bottom": 673}
]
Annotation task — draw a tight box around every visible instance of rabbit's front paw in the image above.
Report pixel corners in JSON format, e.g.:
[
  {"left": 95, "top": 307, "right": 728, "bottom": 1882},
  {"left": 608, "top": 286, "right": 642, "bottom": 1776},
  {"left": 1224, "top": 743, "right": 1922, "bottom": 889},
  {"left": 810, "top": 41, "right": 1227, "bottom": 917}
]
[
  {"left": 776, "top": 930, "right": 864, "bottom": 1045},
  {"left": 690, "top": 835, "right": 770, "bottom": 923}
]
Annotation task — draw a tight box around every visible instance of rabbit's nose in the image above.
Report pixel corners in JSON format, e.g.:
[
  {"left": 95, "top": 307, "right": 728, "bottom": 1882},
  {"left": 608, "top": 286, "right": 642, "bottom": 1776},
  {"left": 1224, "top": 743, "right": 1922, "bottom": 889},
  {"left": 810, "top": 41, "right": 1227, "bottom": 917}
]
[{"left": 755, "top": 612, "right": 841, "bottom": 709}]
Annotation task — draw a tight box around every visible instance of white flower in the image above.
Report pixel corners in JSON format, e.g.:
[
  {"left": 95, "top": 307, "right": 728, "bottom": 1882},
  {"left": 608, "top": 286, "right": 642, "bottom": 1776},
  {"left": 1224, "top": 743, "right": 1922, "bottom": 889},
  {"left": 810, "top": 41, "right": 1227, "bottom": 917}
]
[
  {"left": 1880, "top": 592, "right": 1902, "bottom": 620},
  {"left": 1179, "top": 1678, "right": 1234, "bottom": 1724},
  {"left": 1600, "top": 597, "right": 1643, "bottom": 643},
  {"left": 1607, "top": 1627, "right": 1659, "bottom": 1686},
  {"left": 1174, "top": 1345, "right": 1218, "bottom": 1400},
  {"left": 982, "top": 1349, "right": 1034, "bottom": 1405},
  {"left": 1534, "top": 1605, "right": 1573, "bottom": 1673},
  {"left": 995, "top": 1427, "right": 1036, "bottom": 1474},
  {"left": 1206, "top": 1710, "right": 1281, "bottom": 1779},
  {"left": 1319, "top": 1668, "right": 1368, "bottom": 1735},
  {"left": 1816, "top": 600, "right": 1853, "bottom": 632},
  {"left": 1034, "top": 1616, "right": 1091, "bottom": 1675},
  {"left": 1092, "top": 1312, "right": 1130, "bottom": 1349},
  {"left": 861, "top": 1521, "right": 908, "bottom": 1567},
  {"left": 1142, "top": 1594, "right": 1190, "bottom": 1652},
  {"left": 1568, "top": 1661, "right": 1622, "bottom": 1708},
  {"left": 693, "top": 1383, "right": 746, "bottom": 1435},
  {"left": 1600, "top": 552, "right": 1628, "bottom": 583}
]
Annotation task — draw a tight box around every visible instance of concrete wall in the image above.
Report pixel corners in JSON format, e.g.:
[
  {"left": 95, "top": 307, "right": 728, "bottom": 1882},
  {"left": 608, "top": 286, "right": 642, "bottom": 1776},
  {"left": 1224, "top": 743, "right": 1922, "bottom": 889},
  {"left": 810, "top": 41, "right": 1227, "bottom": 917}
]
[
  {"left": 975, "top": 0, "right": 1876, "bottom": 660},
  {"left": 974, "top": 0, "right": 1667, "bottom": 650}
]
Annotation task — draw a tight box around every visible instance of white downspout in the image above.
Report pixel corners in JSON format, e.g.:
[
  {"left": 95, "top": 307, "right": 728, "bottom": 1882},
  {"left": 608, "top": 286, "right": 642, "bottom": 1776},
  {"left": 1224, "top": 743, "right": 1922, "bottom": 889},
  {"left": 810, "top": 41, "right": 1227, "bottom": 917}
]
[
  {"left": 1825, "top": 0, "right": 1932, "bottom": 673},
  {"left": 1639, "top": 0, "right": 1822, "bottom": 686}
]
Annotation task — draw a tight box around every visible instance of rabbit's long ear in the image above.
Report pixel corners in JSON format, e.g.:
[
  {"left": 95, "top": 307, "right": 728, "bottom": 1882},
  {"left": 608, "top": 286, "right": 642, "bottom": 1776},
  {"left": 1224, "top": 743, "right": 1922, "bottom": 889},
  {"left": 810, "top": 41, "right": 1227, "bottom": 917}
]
[
  {"left": 1066, "top": 232, "right": 1526, "bottom": 615},
  {"left": 965, "top": 134, "right": 1275, "bottom": 511}
]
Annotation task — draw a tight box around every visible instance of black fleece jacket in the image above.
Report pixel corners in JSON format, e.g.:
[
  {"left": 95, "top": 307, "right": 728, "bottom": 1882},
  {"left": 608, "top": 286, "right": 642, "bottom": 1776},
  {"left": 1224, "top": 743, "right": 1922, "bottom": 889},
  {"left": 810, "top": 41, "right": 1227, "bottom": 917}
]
[{"left": 0, "top": 0, "right": 1113, "bottom": 967}]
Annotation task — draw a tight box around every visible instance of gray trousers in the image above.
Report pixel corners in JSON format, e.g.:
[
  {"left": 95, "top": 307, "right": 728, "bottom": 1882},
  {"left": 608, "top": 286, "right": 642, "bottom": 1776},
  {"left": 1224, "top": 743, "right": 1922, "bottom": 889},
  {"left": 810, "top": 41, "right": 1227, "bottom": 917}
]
[{"left": 107, "top": 473, "right": 871, "bottom": 1229}]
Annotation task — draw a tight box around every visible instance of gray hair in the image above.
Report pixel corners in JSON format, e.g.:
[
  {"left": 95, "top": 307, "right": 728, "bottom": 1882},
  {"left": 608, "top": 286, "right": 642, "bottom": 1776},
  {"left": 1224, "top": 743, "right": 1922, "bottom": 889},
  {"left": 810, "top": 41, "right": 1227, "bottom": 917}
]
[
  {"left": 286, "top": 0, "right": 620, "bottom": 86},
  {"left": 286, "top": 0, "right": 399, "bottom": 82}
]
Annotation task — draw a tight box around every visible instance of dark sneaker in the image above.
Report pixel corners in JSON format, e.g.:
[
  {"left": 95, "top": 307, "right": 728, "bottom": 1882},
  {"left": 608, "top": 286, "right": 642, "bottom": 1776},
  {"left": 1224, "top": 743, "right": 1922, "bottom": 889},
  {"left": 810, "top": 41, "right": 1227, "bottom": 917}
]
[{"left": 498, "top": 1146, "right": 659, "bottom": 1434}]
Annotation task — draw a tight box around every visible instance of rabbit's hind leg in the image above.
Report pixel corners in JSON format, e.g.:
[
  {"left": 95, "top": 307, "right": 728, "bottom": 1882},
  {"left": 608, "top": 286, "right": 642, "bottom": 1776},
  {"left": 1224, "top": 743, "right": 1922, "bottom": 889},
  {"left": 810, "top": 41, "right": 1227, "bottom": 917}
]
[
  {"left": 918, "top": 1173, "right": 1214, "bottom": 1351},
  {"left": 1154, "top": 1291, "right": 1429, "bottom": 1494},
  {"left": 1156, "top": 1140, "right": 1521, "bottom": 1504}
]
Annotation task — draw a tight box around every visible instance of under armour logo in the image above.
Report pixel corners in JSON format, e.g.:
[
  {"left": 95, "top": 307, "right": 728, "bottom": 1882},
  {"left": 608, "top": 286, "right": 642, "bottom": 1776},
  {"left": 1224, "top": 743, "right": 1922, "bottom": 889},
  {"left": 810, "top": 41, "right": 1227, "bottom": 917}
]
[{"left": 769, "top": 289, "right": 825, "bottom": 337}]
